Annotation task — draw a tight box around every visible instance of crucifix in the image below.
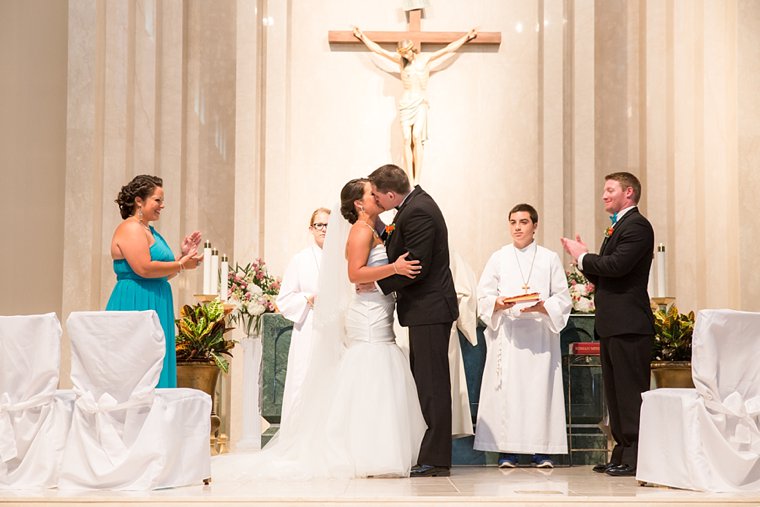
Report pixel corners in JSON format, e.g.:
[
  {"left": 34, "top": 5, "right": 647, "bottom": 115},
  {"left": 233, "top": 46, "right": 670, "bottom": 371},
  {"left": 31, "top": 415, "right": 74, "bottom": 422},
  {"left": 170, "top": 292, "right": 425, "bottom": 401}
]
[{"left": 328, "top": 5, "right": 501, "bottom": 184}]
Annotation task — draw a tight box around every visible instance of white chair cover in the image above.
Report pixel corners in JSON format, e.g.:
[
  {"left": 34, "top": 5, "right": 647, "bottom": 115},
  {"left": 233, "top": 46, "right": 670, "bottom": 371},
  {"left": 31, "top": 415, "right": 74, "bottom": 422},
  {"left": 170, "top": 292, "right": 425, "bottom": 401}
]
[
  {"left": 59, "top": 310, "right": 211, "bottom": 490},
  {"left": 637, "top": 309, "right": 760, "bottom": 492},
  {"left": 0, "top": 313, "right": 74, "bottom": 489}
]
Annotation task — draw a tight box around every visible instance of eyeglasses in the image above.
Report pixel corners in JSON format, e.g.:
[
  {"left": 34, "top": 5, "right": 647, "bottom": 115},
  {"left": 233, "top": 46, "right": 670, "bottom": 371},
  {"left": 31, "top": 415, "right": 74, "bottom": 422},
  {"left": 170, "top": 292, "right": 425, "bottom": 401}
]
[{"left": 311, "top": 222, "right": 328, "bottom": 230}]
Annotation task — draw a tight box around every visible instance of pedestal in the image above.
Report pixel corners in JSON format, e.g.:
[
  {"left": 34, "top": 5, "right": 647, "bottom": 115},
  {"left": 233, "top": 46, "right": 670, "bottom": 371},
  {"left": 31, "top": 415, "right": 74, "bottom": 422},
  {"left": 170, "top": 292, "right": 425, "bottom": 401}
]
[{"left": 234, "top": 335, "right": 263, "bottom": 451}]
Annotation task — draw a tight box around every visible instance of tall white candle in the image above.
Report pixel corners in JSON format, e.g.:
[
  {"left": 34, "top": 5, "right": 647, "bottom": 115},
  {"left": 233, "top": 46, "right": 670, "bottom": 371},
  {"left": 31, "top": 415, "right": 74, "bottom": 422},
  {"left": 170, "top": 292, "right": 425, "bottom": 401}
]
[
  {"left": 220, "top": 254, "right": 229, "bottom": 301},
  {"left": 656, "top": 243, "right": 666, "bottom": 297},
  {"left": 203, "top": 240, "right": 212, "bottom": 294},
  {"left": 210, "top": 248, "right": 219, "bottom": 297}
]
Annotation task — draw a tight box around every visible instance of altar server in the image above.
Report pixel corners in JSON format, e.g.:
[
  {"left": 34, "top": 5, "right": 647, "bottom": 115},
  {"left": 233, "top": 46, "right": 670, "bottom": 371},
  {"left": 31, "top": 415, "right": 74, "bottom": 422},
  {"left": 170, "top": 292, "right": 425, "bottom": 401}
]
[
  {"left": 474, "top": 203, "right": 571, "bottom": 468},
  {"left": 276, "top": 208, "right": 330, "bottom": 424}
]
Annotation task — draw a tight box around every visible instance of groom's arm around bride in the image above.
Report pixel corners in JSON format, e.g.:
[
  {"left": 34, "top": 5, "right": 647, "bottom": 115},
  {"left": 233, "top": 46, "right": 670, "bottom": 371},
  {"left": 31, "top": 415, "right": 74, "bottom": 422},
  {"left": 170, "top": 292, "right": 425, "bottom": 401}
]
[{"left": 368, "top": 164, "right": 458, "bottom": 477}]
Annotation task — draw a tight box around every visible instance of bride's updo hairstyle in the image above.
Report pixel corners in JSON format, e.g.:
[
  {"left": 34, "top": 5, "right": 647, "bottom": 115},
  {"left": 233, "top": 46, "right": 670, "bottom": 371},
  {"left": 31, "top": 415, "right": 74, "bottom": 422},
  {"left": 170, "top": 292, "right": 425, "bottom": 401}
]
[
  {"left": 115, "top": 175, "right": 163, "bottom": 219},
  {"left": 340, "top": 178, "right": 369, "bottom": 224}
]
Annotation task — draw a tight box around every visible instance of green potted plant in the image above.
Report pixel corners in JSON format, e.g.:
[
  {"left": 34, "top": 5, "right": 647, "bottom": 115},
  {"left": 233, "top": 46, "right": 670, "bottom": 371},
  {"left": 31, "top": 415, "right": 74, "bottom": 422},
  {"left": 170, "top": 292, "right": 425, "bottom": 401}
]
[
  {"left": 175, "top": 300, "right": 236, "bottom": 441},
  {"left": 651, "top": 305, "right": 695, "bottom": 388},
  {"left": 175, "top": 300, "right": 236, "bottom": 373}
]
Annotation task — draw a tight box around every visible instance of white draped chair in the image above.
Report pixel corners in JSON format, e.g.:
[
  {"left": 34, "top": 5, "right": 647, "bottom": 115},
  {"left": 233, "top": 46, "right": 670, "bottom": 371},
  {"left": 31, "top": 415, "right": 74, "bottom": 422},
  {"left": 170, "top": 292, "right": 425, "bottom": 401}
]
[
  {"left": 59, "top": 310, "right": 211, "bottom": 490},
  {"left": 637, "top": 309, "right": 760, "bottom": 492},
  {"left": 0, "top": 313, "right": 75, "bottom": 489}
]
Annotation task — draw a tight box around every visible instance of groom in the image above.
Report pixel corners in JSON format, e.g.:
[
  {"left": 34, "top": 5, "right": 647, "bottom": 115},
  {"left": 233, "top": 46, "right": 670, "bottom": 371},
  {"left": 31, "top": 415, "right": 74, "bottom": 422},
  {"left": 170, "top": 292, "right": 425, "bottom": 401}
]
[{"left": 368, "top": 164, "right": 459, "bottom": 477}]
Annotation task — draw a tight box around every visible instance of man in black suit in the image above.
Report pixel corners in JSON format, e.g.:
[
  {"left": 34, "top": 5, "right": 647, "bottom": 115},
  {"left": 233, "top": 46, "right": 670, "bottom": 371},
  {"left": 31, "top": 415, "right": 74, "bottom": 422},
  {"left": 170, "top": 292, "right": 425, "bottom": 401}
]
[
  {"left": 561, "top": 172, "right": 654, "bottom": 477},
  {"left": 368, "top": 164, "right": 459, "bottom": 477}
]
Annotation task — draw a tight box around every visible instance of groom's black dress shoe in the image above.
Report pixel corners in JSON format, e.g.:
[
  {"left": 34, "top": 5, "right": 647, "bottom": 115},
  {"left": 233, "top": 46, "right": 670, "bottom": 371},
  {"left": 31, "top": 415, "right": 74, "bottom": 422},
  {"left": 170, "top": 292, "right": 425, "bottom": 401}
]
[
  {"left": 605, "top": 464, "right": 636, "bottom": 477},
  {"left": 410, "top": 464, "right": 450, "bottom": 477},
  {"left": 592, "top": 462, "right": 618, "bottom": 473}
]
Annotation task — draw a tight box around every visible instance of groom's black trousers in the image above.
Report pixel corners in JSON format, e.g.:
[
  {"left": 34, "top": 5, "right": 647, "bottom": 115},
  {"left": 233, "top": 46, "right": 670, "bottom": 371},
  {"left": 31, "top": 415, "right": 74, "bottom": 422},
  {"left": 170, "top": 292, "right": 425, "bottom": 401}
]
[{"left": 408, "top": 322, "right": 453, "bottom": 467}]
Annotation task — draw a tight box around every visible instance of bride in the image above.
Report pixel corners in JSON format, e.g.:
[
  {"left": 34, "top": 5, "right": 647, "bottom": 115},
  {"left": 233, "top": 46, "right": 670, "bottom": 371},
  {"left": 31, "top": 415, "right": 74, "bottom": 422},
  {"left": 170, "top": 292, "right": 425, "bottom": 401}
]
[{"left": 213, "top": 178, "right": 426, "bottom": 479}]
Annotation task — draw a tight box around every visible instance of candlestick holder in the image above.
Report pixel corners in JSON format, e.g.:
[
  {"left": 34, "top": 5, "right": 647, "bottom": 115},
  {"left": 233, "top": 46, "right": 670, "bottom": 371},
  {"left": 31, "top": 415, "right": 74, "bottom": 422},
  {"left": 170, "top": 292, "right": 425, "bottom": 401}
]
[{"left": 651, "top": 296, "right": 675, "bottom": 312}]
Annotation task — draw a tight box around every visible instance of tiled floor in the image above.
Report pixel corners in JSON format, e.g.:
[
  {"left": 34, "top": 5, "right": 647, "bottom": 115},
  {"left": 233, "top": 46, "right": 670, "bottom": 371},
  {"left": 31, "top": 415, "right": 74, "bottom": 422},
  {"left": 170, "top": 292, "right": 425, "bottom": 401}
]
[{"left": 2, "top": 466, "right": 758, "bottom": 507}]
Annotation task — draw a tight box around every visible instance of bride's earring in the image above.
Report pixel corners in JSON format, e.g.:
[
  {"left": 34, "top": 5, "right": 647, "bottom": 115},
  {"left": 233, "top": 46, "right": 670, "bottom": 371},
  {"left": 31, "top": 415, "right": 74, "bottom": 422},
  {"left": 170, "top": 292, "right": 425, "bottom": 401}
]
[
  {"left": 358, "top": 204, "right": 365, "bottom": 214},
  {"left": 137, "top": 207, "right": 144, "bottom": 223}
]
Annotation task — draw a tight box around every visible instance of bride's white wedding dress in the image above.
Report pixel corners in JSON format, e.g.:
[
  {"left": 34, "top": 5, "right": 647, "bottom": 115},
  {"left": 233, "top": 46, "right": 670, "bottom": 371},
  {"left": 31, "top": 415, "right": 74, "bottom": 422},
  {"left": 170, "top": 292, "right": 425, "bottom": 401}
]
[
  {"left": 323, "top": 245, "right": 426, "bottom": 477},
  {"left": 212, "top": 241, "right": 425, "bottom": 480}
]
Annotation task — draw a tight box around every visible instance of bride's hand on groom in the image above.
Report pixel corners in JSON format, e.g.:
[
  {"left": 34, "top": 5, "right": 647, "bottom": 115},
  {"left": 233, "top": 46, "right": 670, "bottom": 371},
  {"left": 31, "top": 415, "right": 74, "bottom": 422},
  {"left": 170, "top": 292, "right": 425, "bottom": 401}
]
[{"left": 394, "top": 252, "right": 421, "bottom": 279}]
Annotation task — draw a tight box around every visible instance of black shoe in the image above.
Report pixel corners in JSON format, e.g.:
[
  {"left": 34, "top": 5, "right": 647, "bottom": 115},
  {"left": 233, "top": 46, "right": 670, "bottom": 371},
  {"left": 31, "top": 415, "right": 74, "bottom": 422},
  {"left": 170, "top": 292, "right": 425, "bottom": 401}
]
[
  {"left": 592, "top": 462, "right": 618, "bottom": 473},
  {"left": 410, "top": 464, "right": 451, "bottom": 477},
  {"left": 605, "top": 464, "right": 636, "bottom": 477}
]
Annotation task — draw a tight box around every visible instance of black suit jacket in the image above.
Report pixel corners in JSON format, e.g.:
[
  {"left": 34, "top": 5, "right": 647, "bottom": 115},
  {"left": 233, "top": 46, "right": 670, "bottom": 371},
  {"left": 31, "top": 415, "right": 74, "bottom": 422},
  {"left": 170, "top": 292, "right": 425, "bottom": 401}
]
[
  {"left": 581, "top": 207, "right": 655, "bottom": 338},
  {"left": 377, "top": 186, "right": 459, "bottom": 326}
]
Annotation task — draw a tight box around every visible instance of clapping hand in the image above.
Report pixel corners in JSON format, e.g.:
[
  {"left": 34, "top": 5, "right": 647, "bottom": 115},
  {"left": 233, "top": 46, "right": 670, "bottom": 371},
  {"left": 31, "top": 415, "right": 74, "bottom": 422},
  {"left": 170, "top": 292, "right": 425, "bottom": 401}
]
[
  {"left": 181, "top": 231, "right": 202, "bottom": 256},
  {"left": 560, "top": 234, "right": 588, "bottom": 261}
]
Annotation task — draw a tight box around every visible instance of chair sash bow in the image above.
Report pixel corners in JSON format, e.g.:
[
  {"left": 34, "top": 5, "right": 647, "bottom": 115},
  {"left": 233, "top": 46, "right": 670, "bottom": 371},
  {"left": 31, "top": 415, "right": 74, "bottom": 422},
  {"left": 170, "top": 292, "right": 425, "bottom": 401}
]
[{"left": 0, "top": 391, "right": 55, "bottom": 463}]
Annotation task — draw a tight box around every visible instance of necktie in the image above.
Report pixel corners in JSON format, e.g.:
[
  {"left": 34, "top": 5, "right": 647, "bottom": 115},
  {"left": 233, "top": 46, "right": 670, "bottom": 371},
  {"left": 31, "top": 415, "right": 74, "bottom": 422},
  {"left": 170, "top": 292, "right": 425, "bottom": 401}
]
[{"left": 610, "top": 213, "right": 618, "bottom": 225}]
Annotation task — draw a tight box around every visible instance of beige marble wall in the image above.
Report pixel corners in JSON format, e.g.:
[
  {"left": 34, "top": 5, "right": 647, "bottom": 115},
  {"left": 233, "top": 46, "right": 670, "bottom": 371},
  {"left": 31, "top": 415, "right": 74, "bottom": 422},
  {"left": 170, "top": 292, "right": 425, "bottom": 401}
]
[
  {"left": 0, "top": 0, "right": 68, "bottom": 317},
  {"left": 738, "top": 0, "right": 760, "bottom": 311}
]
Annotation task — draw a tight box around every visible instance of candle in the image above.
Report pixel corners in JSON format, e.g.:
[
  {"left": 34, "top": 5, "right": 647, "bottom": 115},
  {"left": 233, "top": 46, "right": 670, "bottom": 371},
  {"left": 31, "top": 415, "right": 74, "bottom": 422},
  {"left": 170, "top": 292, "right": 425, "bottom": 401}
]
[
  {"left": 210, "top": 248, "right": 219, "bottom": 297},
  {"left": 203, "top": 240, "right": 212, "bottom": 294},
  {"left": 220, "top": 254, "right": 229, "bottom": 301},
  {"left": 656, "top": 243, "right": 666, "bottom": 297}
]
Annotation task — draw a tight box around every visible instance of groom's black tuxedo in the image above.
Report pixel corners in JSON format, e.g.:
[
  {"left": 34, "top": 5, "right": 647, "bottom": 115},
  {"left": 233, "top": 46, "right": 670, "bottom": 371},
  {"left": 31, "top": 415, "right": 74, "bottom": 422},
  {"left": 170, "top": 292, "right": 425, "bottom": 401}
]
[
  {"left": 378, "top": 186, "right": 459, "bottom": 325},
  {"left": 581, "top": 207, "right": 654, "bottom": 468},
  {"left": 377, "top": 185, "right": 458, "bottom": 467}
]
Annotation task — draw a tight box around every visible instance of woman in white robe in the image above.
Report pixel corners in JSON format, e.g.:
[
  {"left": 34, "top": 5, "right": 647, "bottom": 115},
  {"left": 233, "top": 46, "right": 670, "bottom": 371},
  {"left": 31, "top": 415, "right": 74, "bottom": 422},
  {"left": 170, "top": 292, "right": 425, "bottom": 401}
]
[
  {"left": 275, "top": 208, "right": 330, "bottom": 424},
  {"left": 474, "top": 204, "right": 571, "bottom": 468}
]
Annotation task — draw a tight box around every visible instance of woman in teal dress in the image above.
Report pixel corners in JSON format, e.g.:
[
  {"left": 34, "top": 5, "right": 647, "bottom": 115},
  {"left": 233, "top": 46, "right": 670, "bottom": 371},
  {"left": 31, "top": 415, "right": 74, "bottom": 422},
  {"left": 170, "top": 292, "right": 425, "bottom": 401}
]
[{"left": 107, "top": 175, "right": 203, "bottom": 388}]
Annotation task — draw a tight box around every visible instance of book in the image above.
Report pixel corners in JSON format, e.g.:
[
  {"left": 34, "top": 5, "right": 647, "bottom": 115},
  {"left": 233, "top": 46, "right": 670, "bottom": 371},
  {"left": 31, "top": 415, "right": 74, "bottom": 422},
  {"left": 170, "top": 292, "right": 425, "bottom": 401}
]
[
  {"left": 501, "top": 292, "right": 540, "bottom": 304},
  {"left": 569, "top": 341, "right": 600, "bottom": 355}
]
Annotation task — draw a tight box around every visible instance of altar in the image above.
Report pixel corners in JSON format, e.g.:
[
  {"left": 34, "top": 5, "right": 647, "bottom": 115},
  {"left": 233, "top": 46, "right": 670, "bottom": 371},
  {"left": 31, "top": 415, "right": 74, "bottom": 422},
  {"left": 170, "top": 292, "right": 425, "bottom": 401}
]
[{"left": 258, "top": 312, "right": 607, "bottom": 465}]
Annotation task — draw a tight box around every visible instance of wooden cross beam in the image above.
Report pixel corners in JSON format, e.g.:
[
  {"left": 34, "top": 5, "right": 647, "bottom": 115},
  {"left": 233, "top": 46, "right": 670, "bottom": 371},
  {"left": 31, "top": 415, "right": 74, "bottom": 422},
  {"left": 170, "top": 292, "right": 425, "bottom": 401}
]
[{"left": 328, "top": 9, "right": 501, "bottom": 50}]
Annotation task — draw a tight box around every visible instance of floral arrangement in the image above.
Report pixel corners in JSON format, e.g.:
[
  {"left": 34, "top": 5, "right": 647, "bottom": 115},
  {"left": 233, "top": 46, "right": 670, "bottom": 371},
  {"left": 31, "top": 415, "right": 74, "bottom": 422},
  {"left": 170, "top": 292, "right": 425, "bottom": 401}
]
[
  {"left": 604, "top": 225, "right": 615, "bottom": 238},
  {"left": 226, "top": 258, "right": 281, "bottom": 336},
  {"left": 175, "top": 300, "right": 236, "bottom": 373},
  {"left": 566, "top": 264, "right": 595, "bottom": 313}
]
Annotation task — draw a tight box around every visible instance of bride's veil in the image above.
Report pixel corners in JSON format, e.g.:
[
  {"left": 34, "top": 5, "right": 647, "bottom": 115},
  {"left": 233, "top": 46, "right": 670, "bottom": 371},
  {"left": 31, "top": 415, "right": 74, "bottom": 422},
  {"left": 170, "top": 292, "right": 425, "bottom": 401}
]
[
  {"left": 220, "top": 203, "right": 353, "bottom": 479},
  {"left": 276, "top": 202, "right": 351, "bottom": 443}
]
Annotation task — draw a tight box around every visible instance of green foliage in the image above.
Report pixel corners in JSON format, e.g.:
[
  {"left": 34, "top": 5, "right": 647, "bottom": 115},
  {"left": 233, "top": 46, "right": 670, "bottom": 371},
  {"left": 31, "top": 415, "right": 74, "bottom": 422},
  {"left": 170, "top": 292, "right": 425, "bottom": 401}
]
[
  {"left": 175, "top": 300, "right": 236, "bottom": 373},
  {"left": 652, "top": 305, "right": 695, "bottom": 362}
]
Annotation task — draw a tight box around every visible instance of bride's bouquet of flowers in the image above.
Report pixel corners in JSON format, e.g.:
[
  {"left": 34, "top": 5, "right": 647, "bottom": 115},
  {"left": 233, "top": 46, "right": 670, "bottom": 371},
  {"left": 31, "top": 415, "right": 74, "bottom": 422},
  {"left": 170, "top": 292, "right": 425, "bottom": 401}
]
[
  {"left": 227, "top": 258, "right": 281, "bottom": 336},
  {"left": 566, "top": 264, "right": 595, "bottom": 313}
]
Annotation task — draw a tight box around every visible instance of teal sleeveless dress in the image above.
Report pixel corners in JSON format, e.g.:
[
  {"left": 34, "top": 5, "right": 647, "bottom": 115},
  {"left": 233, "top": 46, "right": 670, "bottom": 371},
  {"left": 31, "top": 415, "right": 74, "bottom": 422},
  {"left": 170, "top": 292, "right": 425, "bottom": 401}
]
[{"left": 106, "top": 226, "right": 177, "bottom": 388}]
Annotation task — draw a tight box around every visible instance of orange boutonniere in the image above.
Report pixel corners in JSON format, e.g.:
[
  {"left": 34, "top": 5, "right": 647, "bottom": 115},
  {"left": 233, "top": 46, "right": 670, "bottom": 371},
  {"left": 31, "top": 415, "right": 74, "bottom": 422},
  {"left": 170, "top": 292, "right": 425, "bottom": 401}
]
[
  {"left": 604, "top": 226, "right": 615, "bottom": 238},
  {"left": 385, "top": 223, "right": 396, "bottom": 237}
]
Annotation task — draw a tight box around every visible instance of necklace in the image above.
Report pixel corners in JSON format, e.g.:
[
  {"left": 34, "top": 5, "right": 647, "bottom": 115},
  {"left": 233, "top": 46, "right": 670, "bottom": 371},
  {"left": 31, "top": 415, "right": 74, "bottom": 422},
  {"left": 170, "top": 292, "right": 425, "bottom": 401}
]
[
  {"left": 132, "top": 216, "right": 151, "bottom": 233},
  {"left": 513, "top": 243, "right": 537, "bottom": 293}
]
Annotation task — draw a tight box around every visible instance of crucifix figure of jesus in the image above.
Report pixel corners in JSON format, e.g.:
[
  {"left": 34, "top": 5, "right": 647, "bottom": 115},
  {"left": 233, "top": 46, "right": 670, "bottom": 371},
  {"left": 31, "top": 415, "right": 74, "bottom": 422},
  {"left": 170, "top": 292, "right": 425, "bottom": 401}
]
[{"left": 329, "top": 9, "right": 500, "bottom": 184}]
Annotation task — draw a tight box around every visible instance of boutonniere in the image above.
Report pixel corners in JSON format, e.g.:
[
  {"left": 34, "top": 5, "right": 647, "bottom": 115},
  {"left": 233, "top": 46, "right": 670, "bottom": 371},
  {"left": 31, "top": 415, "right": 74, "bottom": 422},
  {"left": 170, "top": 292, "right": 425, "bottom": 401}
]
[
  {"left": 385, "top": 223, "right": 396, "bottom": 238},
  {"left": 604, "top": 225, "right": 615, "bottom": 238}
]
